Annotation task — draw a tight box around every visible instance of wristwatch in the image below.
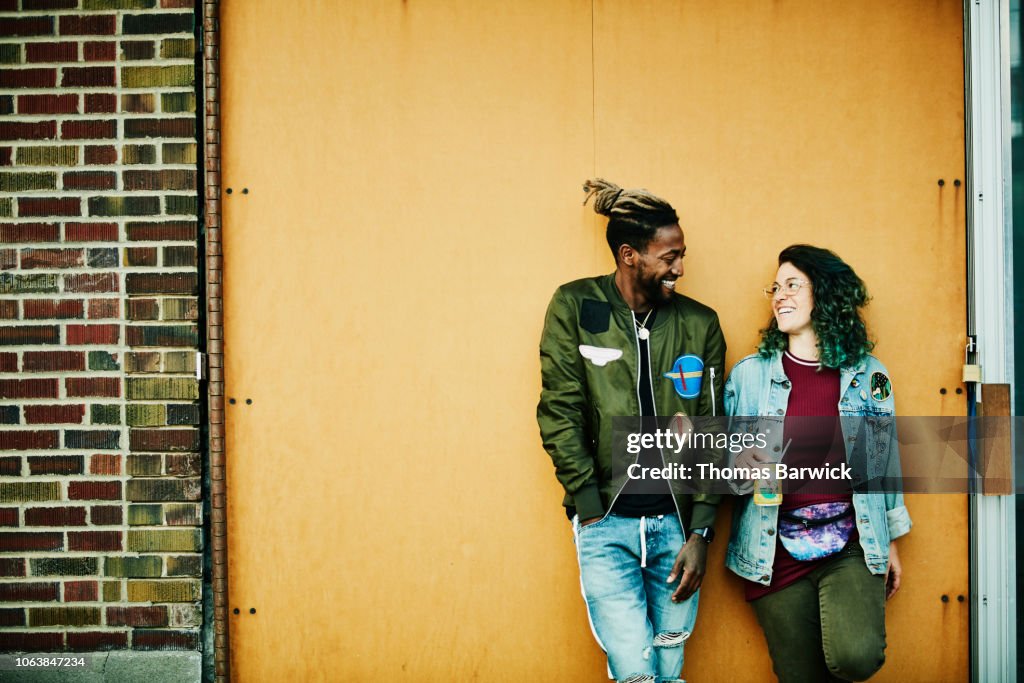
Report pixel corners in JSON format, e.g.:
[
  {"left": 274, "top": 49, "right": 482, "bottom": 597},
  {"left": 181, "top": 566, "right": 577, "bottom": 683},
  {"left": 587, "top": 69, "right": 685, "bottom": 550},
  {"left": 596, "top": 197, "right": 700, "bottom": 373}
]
[{"left": 689, "top": 527, "right": 715, "bottom": 544}]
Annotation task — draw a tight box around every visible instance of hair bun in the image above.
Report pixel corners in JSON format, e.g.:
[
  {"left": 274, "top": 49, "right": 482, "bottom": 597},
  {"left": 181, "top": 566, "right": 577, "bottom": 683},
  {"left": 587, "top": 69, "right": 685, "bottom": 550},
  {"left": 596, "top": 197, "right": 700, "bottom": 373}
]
[{"left": 582, "top": 178, "right": 622, "bottom": 216}]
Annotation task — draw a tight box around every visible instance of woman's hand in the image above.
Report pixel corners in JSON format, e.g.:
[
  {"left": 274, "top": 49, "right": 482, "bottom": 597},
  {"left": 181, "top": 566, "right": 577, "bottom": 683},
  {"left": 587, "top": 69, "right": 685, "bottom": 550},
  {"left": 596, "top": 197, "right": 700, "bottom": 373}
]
[
  {"left": 885, "top": 541, "right": 902, "bottom": 599},
  {"left": 729, "top": 449, "right": 773, "bottom": 494}
]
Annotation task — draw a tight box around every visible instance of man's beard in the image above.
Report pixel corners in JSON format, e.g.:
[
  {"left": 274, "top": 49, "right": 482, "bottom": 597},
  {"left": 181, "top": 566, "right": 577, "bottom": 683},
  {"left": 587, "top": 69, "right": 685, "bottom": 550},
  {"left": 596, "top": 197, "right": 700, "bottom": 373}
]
[{"left": 639, "top": 272, "right": 673, "bottom": 306}]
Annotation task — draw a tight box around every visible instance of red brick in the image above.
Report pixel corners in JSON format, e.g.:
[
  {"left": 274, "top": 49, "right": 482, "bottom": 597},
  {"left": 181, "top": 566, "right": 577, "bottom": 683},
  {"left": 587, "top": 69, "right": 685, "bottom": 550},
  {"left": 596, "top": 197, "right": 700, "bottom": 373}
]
[
  {"left": 64, "top": 171, "right": 116, "bottom": 191},
  {"left": 0, "top": 147, "right": 11, "bottom": 166},
  {"left": 89, "top": 454, "right": 120, "bottom": 475},
  {"left": 64, "top": 580, "right": 98, "bottom": 602},
  {"left": 25, "top": 42, "right": 78, "bottom": 63},
  {"left": 17, "top": 94, "right": 78, "bottom": 115},
  {"left": 0, "top": 379, "right": 58, "bottom": 399},
  {"left": 162, "top": 0, "right": 194, "bottom": 6},
  {"left": 132, "top": 629, "right": 197, "bottom": 650},
  {"left": 0, "top": 352, "right": 16, "bottom": 371},
  {"left": 128, "top": 299, "right": 159, "bottom": 320},
  {"left": 68, "top": 481, "right": 121, "bottom": 500},
  {"left": 60, "top": 15, "right": 116, "bottom": 36},
  {"left": 68, "top": 631, "right": 127, "bottom": 650},
  {"left": 126, "top": 247, "right": 157, "bottom": 266},
  {"left": 84, "top": 145, "right": 117, "bottom": 164},
  {"left": 130, "top": 429, "right": 198, "bottom": 452},
  {"left": 65, "top": 222, "right": 118, "bottom": 242},
  {"left": 83, "top": 42, "right": 116, "bottom": 62},
  {"left": 89, "top": 505, "right": 121, "bottom": 525},
  {"left": 66, "top": 377, "right": 120, "bottom": 398},
  {"left": 88, "top": 298, "right": 120, "bottom": 319},
  {"left": 0, "top": 558, "right": 26, "bottom": 577},
  {"left": 0, "top": 326, "right": 59, "bottom": 345},
  {"left": 0, "top": 68, "right": 56, "bottom": 89},
  {"left": 66, "top": 324, "right": 119, "bottom": 345},
  {"left": 0, "top": 607, "right": 25, "bottom": 626},
  {"left": 24, "top": 405, "right": 84, "bottom": 425},
  {"left": 0, "top": 533, "right": 63, "bottom": 552},
  {"left": 18, "top": 197, "right": 81, "bottom": 217},
  {"left": 23, "top": 350, "right": 85, "bottom": 370},
  {"left": 0, "top": 431, "right": 58, "bottom": 450},
  {"left": 0, "top": 222, "right": 59, "bottom": 242},
  {"left": 84, "top": 93, "right": 117, "bottom": 114},
  {"left": 24, "top": 506, "right": 86, "bottom": 526},
  {"left": 68, "top": 531, "right": 120, "bottom": 551},
  {"left": 61, "top": 67, "right": 115, "bottom": 88},
  {"left": 107, "top": 606, "right": 167, "bottom": 627},
  {"left": 0, "top": 17, "right": 53, "bottom": 38},
  {"left": 24, "top": 300, "right": 84, "bottom": 320},
  {"left": 0, "top": 508, "right": 18, "bottom": 527},
  {"left": 0, "top": 456, "right": 20, "bottom": 475},
  {"left": 0, "top": 248, "right": 14, "bottom": 269},
  {"left": 0, "top": 120, "right": 57, "bottom": 140},
  {"left": 0, "top": 632, "right": 64, "bottom": 652},
  {"left": 61, "top": 119, "right": 116, "bottom": 140},
  {"left": 126, "top": 221, "right": 195, "bottom": 241},
  {"left": 0, "top": 301, "right": 17, "bottom": 320},
  {"left": 30, "top": 456, "right": 83, "bottom": 476},
  {"left": 65, "top": 273, "right": 118, "bottom": 293},
  {"left": 20, "top": 248, "right": 83, "bottom": 269}
]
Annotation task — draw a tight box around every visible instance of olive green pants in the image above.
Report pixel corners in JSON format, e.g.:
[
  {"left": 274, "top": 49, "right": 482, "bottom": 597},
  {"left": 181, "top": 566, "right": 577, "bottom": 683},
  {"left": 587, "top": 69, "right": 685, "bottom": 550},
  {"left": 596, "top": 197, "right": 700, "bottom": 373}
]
[{"left": 751, "top": 543, "right": 887, "bottom": 683}]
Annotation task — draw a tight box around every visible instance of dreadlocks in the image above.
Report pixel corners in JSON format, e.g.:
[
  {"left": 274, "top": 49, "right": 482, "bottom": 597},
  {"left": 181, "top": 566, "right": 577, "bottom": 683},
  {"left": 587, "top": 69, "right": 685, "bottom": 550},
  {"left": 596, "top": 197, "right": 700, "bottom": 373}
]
[{"left": 582, "top": 178, "right": 679, "bottom": 260}]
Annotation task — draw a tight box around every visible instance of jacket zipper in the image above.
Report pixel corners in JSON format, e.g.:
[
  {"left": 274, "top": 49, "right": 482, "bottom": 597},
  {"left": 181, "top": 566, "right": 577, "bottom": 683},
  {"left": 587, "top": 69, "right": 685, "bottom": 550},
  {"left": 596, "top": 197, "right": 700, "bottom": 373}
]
[
  {"left": 641, "top": 315, "right": 685, "bottom": 526},
  {"left": 709, "top": 366, "right": 717, "bottom": 417}
]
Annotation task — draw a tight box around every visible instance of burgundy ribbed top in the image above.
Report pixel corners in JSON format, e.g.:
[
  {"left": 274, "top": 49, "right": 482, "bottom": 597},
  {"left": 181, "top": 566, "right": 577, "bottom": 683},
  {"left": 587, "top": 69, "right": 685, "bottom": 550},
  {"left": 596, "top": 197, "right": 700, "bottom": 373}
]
[{"left": 745, "top": 351, "right": 855, "bottom": 601}]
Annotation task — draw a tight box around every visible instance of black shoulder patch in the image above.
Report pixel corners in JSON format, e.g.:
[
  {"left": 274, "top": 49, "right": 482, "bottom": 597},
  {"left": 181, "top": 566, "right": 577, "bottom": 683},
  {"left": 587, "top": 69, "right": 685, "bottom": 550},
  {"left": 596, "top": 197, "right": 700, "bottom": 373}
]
[{"left": 580, "top": 299, "right": 611, "bottom": 334}]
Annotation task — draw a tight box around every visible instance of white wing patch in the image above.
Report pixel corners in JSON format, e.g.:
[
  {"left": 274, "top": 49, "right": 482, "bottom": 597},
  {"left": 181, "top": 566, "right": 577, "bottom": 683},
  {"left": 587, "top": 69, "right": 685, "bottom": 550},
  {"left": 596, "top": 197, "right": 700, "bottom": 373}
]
[{"left": 578, "top": 345, "right": 623, "bottom": 367}]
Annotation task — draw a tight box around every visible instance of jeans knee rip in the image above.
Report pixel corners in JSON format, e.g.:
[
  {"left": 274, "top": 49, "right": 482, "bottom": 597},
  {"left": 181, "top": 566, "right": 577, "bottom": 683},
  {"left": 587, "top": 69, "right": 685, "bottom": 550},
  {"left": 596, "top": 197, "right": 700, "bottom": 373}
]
[
  {"left": 621, "top": 675, "right": 655, "bottom": 683},
  {"left": 653, "top": 630, "right": 689, "bottom": 647}
]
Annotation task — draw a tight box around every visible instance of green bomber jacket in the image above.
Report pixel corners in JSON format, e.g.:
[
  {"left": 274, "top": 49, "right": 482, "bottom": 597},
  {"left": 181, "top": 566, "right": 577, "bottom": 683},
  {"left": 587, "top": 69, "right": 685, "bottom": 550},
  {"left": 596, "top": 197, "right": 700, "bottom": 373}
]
[{"left": 536, "top": 273, "right": 726, "bottom": 529}]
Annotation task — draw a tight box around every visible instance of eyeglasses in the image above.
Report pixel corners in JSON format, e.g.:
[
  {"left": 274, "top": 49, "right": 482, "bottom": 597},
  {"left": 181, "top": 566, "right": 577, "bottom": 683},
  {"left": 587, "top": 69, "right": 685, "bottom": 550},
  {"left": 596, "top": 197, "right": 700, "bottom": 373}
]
[{"left": 762, "top": 279, "right": 811, "bottom": 299}]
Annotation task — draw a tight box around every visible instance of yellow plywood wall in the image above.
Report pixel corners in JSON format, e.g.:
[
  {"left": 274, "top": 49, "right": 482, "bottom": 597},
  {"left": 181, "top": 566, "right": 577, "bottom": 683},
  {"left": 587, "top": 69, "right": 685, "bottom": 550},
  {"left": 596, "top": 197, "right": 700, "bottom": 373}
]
[{"left": 221, "top": 1, "right": 968, "bottom": 680}]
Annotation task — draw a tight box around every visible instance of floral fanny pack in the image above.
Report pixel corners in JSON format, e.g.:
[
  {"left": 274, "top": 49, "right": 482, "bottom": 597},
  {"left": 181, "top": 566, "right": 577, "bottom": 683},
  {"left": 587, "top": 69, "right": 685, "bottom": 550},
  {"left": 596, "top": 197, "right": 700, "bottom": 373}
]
[{"left": 778, "top": 502, "right": 855, "bottom": 561}]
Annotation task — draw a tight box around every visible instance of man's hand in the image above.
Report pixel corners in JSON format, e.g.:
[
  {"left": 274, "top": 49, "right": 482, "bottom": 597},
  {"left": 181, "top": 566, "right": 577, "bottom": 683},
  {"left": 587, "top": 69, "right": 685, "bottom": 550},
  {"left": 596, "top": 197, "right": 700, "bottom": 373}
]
[
  {"left": 580, "top": 516, "right": 603, "bottom": 528},
  {"left": 666, "top": 535, "right": 708, "bottom": 602},
  {"left": 885, "top": 540, "right": 903, "bottom": 600}
]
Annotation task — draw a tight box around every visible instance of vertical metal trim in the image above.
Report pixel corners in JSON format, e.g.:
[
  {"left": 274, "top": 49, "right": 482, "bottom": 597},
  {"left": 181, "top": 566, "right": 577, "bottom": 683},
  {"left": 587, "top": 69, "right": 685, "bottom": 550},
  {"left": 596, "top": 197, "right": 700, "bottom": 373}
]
[
  {"left": 966, "top": 1, "right": 1017, "bottom": 681},
  {"left": 202, "top": 1, "right": 228, "bottom": 681}
]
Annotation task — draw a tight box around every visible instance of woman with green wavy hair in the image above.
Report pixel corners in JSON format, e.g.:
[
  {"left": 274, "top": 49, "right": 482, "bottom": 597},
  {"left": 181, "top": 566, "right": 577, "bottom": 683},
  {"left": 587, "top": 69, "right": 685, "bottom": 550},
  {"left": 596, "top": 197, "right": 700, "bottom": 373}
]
[{"left": 723, "top": 244, "right": 911, "bottom": 682}]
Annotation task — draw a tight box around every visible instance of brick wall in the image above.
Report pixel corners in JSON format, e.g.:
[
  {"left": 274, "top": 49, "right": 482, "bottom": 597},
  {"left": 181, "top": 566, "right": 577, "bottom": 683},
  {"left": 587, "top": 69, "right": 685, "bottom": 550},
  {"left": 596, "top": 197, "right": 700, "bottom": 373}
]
[{"left": 0, "top": 0, "right": 202, "bottom": 655}]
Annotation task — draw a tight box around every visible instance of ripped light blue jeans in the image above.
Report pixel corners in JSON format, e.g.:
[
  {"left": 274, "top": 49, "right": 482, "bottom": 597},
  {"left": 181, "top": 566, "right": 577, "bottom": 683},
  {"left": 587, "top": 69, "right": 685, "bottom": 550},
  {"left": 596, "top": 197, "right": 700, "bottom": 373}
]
[{"left": 573, "top": 512, "right": 699, "bottom": 683}]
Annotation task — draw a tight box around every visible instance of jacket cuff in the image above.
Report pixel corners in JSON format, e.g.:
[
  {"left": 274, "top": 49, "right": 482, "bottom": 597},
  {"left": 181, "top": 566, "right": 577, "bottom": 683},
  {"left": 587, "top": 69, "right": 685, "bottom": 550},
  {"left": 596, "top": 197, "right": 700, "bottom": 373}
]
[
  {"left": 886, "top": 505, "right": 912, "bottom": 540},
  {"left": 573, "top": 483, "right": 605, "bottom": 521},
  {"left": 688, "top": 502, "right": 718, "bottom": 530}
]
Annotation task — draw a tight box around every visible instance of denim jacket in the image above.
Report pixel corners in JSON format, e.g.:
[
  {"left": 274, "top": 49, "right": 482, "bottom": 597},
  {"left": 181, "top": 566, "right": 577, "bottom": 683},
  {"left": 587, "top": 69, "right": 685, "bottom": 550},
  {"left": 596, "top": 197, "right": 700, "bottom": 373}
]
[{"left": 723, "top": 351, "right": 912, "bottom": 585}]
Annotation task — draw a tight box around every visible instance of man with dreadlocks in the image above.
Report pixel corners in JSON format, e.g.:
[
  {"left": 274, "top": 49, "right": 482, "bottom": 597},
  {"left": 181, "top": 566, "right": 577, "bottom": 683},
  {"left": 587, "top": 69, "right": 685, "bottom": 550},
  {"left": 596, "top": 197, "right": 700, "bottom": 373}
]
[{"left": 537, "top": 179, "right": 726, "bottom": 683}]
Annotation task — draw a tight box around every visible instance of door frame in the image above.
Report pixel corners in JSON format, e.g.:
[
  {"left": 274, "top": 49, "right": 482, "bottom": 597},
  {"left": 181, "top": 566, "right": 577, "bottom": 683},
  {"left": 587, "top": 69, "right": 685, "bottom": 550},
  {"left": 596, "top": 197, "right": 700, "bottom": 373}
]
[{"left": 966, "top": 0, "right": 1017, "bottom": 680}]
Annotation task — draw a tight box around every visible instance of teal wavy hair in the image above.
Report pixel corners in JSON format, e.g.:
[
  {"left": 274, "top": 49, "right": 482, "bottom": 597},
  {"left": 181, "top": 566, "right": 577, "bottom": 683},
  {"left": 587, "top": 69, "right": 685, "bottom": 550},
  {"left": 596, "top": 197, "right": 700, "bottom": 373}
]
[{"left": 758, "top": 244, "right": 874, "bottom": 369}]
